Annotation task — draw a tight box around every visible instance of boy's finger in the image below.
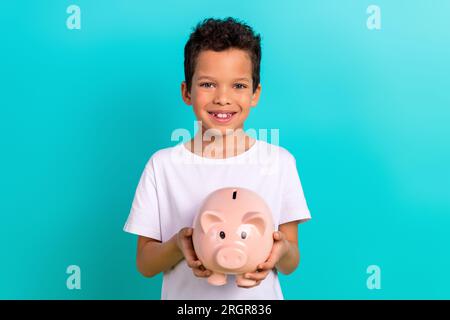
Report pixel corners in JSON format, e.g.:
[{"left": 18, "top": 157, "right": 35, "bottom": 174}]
[
  {"left": 244, "top": 269, "right": 270, "bottom": 281},
  {"left": 197, "top": 264, "right": 211, "bottom": 272},
  {"left": 257, "top": 259, "right": 276, "bottom": 271},
  {"left": 193, "top": 269, "right": 204, "bottom": 277},
  {"left": 186, "top": 260, "right": 196, "bottom": 268},
  {"left": 183, "top": 228, "right": 193, "bottom": 237},
  {"left": 183, "top": 249, "right": 197, "bottom": 261},
  {"left": 201, "top": 269, "right": 212, "bottom": 277},
  {"left": 273, "top": 231, "right": 284, "bottom": 241},
  {"left": 182, "top": 241, "right": 196, "bottom": 253},
  {"left": 193, "top": 268, "right": 212, "bottom": 278},
  {"left": 193, "top": 260, "right": 202, "bottom": 267},
  {"left": 187, "top": 259, "right": 202, "bottom": 268}
]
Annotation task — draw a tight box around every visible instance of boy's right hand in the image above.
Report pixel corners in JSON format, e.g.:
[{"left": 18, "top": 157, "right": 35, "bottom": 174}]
[{"left": 176, "top": 227, "right": 212, "bottom": 278}]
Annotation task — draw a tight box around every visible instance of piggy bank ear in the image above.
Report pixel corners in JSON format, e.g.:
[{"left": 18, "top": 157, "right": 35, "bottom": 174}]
[
  {"left": 242, "top": 211, "right": 266, "bottom": 236},
  {"left": 200, "top": 210, "right": 224, "bottom": 233}
]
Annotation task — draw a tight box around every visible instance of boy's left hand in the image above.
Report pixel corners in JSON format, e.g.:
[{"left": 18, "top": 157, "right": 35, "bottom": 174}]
[{"left": 239, "top": 231, "right": 290, "bottom": 288}]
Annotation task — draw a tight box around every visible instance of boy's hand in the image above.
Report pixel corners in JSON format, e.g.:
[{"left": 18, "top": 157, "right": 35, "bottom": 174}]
[
  {"left": 176, "top": 227, "right": 212, "bottom": 278},
  {"left": 239, "top": 231, "right": 290, "bottom": 288}
]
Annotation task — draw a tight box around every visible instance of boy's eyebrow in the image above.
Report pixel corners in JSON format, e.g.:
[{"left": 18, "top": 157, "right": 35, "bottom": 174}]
[
  {"left": 234, "top": 77, "right": 251, "bottom": 82},
  {"left": 196, "top": 75, "right": 251, "bottom": 82}
]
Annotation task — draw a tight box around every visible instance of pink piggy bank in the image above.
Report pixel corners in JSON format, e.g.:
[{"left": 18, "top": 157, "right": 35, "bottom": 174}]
[{"left": 192, "top": 187, "right": 274, "bottom": 286}]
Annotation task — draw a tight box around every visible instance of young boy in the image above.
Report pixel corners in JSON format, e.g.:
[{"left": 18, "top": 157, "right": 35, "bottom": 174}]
[{"left": 123, "top": 17, "right": 311, "bottom": 299}]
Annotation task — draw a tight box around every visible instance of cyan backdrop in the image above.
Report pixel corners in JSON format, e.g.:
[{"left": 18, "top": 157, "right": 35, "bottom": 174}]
[{"left": 1, "top": 1, "right": 449, "bottom": 299}]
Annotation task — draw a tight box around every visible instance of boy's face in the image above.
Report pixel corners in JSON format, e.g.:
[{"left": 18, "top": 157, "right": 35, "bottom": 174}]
[{"left": 181, "top": 48, "right": 261, "bottom": 136}]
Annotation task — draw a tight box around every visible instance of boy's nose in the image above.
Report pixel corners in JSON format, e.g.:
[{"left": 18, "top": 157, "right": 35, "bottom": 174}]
[{"left": 213, "top": 89, "right": 231, "bottom": 105}]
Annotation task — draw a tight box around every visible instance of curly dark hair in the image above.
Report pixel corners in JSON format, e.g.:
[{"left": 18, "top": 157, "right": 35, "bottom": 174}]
[{"left": 184, "top": 17, "right": 261, "bottom": 93}]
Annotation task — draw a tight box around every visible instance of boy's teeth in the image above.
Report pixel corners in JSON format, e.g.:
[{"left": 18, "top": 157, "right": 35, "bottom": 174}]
[{"left": 211, "top": 112, "right": 233, "bottom": 118}]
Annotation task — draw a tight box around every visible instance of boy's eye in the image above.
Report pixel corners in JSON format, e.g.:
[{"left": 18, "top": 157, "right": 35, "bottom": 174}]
[
  {"left": 199, "top": 82, "right": 215, "bottom": 88},
  {"left": 234, "top": 83, "right": 247, "bottom": 89}
]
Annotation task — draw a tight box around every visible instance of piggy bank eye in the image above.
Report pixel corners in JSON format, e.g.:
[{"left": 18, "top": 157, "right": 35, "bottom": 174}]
[
  {"left": 219, "top": 231, "right": 226, "bottom": 239},
  {"left": 241, "top": 231, "right": 247, "bottom": 239}
]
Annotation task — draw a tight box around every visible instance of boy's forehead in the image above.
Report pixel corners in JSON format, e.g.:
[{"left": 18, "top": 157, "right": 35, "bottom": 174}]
[{"left": 194, "top": 49, "right": 252, "bottom": 80}]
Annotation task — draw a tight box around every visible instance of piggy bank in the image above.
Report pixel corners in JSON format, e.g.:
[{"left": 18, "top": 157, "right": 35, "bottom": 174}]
[{"left": 192, "top": 187, "right": 274, "bottom": 286}]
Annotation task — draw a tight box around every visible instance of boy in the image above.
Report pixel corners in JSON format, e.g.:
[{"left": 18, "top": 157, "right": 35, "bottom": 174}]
[{"left": 123, "top": 17, "right": 311, "bottom": 299}]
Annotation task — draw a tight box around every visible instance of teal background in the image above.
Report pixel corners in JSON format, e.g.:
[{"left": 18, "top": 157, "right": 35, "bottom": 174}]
[{"left": 1, "top": 0, "right": 449, "bottom": 299}]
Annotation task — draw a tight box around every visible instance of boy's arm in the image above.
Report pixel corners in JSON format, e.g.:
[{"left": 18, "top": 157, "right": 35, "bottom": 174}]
[
  {"left": 136, "top": 228, "right": 212, "bottom": 278},
  {"left": 136, "top": 235, "right": 182, "bottom": 277},
  {"left": 273, "top": 221, "right": 300, "bottom": 275}
]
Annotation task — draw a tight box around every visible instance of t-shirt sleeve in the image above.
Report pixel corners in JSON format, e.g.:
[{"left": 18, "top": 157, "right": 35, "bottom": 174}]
[
  {"left": 123, "top": 157, "right": 161, "bottom": 240},
  {"left": 279, "top": 152, "right": 311, "bottom": 225}
]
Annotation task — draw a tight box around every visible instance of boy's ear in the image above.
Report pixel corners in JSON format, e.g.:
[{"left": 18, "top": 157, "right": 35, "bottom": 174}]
[
  {"left": 181, "top": 81, "right": 192, "bottom": 105},
  {"left": 250, "top": 84, "right": 262, "bottom": 107}
]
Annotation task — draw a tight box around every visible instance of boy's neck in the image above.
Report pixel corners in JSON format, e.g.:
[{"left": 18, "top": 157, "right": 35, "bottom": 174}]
[{"left": 184, "top": 129, "right": 256, "bottom": 159}]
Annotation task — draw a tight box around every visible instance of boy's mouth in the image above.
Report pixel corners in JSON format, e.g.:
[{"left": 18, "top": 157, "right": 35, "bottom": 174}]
[{"left": 207, "top": 111, "right": 237, "bottom": 124}]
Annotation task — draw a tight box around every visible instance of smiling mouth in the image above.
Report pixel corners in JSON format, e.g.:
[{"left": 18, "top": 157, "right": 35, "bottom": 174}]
[{"left": 207, "top": 111, "right": 238, "bottom": 123}]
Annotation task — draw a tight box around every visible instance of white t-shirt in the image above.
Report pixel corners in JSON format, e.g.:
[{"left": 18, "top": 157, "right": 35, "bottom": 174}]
[{"left": 123, "top": 139, "right": 311, "bottom": 300}]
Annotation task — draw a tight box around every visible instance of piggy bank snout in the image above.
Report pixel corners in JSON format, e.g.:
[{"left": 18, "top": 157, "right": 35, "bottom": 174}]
[{"left": 215, "top": 247, "right": 248, "bottom": 270}]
